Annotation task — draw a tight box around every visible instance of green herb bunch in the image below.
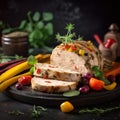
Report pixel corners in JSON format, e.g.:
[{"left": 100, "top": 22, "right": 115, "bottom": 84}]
[
  {"left": 56, "top": 23, "right": 83, "bottom": 44},
  {"left": 2, "top": 11, "right": 54, "bottom": 50}
]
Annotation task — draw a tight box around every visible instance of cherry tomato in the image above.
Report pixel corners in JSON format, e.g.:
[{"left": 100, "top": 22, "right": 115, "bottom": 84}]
[
  {"left": 18, "top": 75, "right": 32, "bottom": 85},
  {"left": 89, "top": 77, "right": 105, "bottom": 91},
  {"left": 60, "top": 101, "right": 74, "bottom": 113}
]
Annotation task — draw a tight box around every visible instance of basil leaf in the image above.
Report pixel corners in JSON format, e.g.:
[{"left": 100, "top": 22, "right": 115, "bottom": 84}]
[
  {"left": 25, "top": 22, "right": 33, "bottom": 32},
  {"left": 28, "top": 55, "right": 38, "bottom": 66},
  {"left": 30, "top": 67, "right": 34, "bottom": 74},
  {"left": 63, "top": 90, "right": 80, "bottom": 97},
  {"left": 33, "top": 12, "right": 40, "bottom": 22},
  {"left": 43, "top": 12, "right": 53, "bottom": 21},
  {"left": 29, "top": 29, "right": 43, "bottom": 40},
  {"left": 19, "top": 20, "right": 27, "bottom": 30},
  {"left": 2, "top": 28, "right": 12, "bottom": 34},
  {"left": 36, "top": 21, "right": 44, "bottom": 29},
  {"left": 45, "top": 23, "right": 53, "bottom": 35}
]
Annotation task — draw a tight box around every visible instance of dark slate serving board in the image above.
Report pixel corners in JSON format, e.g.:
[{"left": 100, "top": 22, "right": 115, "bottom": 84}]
[{"left": 4, "top": 84, "right": 120, "bottom": 108}]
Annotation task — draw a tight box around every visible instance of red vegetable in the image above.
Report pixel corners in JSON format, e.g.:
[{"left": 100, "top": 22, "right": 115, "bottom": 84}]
[
  {"left": 64, "top": 44, "right": 70, "bottom": 49},
  {"left": 18, "top": 75, "right": 32, "bottom": 85},
  {"left": 104, "top": 63, "right": 120, "bottom": 77},
  {"left": 36, "top": 68, "right": 41, "bottom": 74},
  {"left": 71, "top": 45, "right": 76, "bottom": 50},
  {"left": 89, "top": 77, "right": 105, "bottom": 91}
]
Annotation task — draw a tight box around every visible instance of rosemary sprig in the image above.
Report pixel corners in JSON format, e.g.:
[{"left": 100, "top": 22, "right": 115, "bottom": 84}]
[
  {"left": 8, "top": 110, "right": 24, "bottom": 116},
  {"left": 79, "top": 105, "right": 120, "bottom": 114},
  {"left": 56, "top": 23, "right": 82, "bottom": 44}
]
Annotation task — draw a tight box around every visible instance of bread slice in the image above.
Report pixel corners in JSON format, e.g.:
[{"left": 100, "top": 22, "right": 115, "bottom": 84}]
[
  {"left": 34, "top": 63, "right": 81, "bottom": 82},
  {"left": 31, "top": 77, "right": 77, "bottom": 93}
]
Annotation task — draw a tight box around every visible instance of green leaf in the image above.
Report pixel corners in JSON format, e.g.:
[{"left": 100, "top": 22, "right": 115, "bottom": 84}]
[
  {"left": 65, "top": 23, "right": 74, "bottom": 32},
  {"left": 43, "top": 12, "right": 53, "bottom": 21},
  {"left": 29, "top": 29, "right": 43, "bottom": 40},
  {"left": 63, "top": 90, "right": 80, "bottom": 97},
  {"left": 55, "top": 23, "right": 76, "bottom": 44},
  {"left": 2, "top": 28, "right": 13, "bottom": 34},
  {"left": 19, "top": 20, "right": 27, "bottom": 30},
  {"left": 30, "top": 67, "right": 34, "bottom": 74},
  {"left": 36, "top": 21, "right": 44, "bottom": 29},
  {"left": 25, "top": 22, "right": 33, "bottom": 32},
  {"left": 91, "top": 66, "right": 110, "bottom": 85},
  {"left": 27, "top": 55, "right": 38, "bottom": 66},
  {"left": 78, "top": 35, "right": 83, "bottom": 41},
  {"left": 45, "top": 23, "right": 53, "bottom": 35},
  {"left": 33, "top": 12, "right": 40, "bottom": 22}
]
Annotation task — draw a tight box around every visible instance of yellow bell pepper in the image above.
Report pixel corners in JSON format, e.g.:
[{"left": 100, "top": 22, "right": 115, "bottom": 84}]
[
  {"left": 79, "top": 49, "right": 85, "bottom": 56},
  {"left": 103, "top": 82, "right": 117, "bottom": 91},
  {"left": 60, "top": 101, "right": 74, "bottom": 113},
  {"left": 67, "top": 46, "right": 73, "bottom": 52}
]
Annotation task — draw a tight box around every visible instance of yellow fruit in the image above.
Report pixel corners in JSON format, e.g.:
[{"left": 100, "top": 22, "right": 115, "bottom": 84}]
[
  {"left": 60, "top": 101, "right": 74, "bottom": 113},
  {"left": 103, "top": 82, "right": 117, "bottom": 91}
]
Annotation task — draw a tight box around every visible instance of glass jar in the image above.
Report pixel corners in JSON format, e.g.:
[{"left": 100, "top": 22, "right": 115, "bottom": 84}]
[{"left": 2, "top": 31, "right": 29, "bottom": 57}]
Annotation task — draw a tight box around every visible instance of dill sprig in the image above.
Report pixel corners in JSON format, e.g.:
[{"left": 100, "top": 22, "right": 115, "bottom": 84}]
[{"left": 56, "top": 23, "right": 82, "bottom": 44}]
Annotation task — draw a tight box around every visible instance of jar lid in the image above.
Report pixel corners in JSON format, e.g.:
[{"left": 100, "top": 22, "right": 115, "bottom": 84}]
[{"left": 2, "top": 31, "right": 28, "bottom": 38}]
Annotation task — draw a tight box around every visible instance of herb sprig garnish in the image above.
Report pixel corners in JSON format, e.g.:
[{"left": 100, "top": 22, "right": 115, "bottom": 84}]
[
  {"left": 92, "top": 66, "right": 110, "bottom": 85},
  {"left": 31, "top": 105, "right": 47, "bottom": 118},
  {"left": 79, "top": 105, "right": 120, "bottom": 114},
  {"left": 56, "top": 23, "right": 83, "bottom": 44},
  {"left": 8, "top": 110, "right": 24, "bottom": 116}
]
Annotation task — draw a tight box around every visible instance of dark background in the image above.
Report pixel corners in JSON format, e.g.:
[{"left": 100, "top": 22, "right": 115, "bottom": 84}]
[{"left": 0, "top": 0, "right": 120, "bottom": 46}]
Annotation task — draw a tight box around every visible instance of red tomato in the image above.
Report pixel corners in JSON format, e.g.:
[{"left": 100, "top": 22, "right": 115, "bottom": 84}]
[
  {"left": 64, "top": 44, "right": 70, "bottom": 49},
  {"left": 89, "top": 77, "right": 105, "bottom": 91},
  {"left": 71, "top": 45, "right": 76, "bottom": 50},
  {"left": 36, "top": 68, "right": 41, "bottom": 74},
  {"left": 18, "top": 75, "right": 32, "bottom": 85}
]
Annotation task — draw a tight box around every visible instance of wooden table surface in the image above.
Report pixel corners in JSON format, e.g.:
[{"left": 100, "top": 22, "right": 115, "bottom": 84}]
[{"left": 1, "top": 93, "right": 120, "bottom": 120}]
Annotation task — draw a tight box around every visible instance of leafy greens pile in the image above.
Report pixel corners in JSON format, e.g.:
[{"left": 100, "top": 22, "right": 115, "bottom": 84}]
[{"left": 2, "top": 11, "right": 54, "bottom": 50}]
